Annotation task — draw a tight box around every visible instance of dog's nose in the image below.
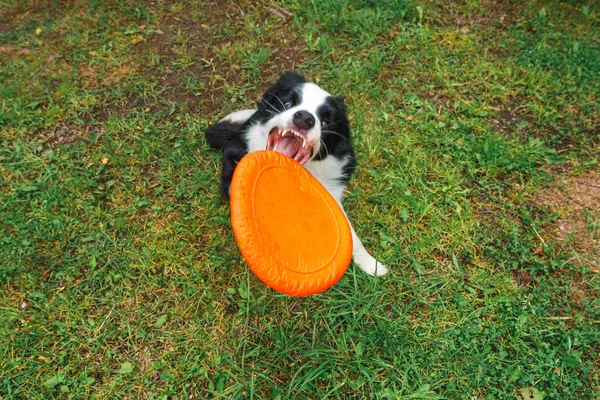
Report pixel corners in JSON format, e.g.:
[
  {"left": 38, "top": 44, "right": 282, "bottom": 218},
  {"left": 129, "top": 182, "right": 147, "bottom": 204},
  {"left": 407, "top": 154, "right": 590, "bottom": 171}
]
[{"left": 293, "top": 110, "right": 315, "bottom": 131}]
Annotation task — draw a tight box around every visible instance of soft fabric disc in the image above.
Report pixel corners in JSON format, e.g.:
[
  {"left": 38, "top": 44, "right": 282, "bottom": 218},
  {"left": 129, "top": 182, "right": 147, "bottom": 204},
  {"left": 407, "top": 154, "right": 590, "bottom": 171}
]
[{"left": 230, "top": 150, "right": 352, "bottom": 296}]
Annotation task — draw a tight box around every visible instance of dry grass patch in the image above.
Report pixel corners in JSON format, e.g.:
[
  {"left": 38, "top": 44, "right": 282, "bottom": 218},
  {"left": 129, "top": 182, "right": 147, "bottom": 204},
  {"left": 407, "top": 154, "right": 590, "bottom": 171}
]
[{"left": 537, "top": 168, "right": 599, "bottom": 267}]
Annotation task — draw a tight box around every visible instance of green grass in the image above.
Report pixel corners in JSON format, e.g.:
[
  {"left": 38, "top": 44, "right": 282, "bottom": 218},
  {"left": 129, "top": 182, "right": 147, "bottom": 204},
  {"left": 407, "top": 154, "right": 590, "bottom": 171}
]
[{"left": 1, "top": 0, "right": 599, "bottom": 398}]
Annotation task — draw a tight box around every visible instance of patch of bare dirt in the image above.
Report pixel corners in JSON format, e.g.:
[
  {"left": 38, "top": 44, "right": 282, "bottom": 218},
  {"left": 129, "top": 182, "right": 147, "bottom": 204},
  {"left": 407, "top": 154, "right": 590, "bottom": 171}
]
[
  {"left": 132, "top": 1, "right": 305, "bottom": 118},
  {"left": 512, "top": 270, "right": 533, "bottom": 288},
  {"left": 568, "top": 275, "right": 596, "bottom": 304},
  {"left": 490, "top": 97, "right": 535, "bottom": 135},
  {"left": 431, "top": 0, "right": 526, "bottom": 29},
  {"left": 38, "top": 122, "right": 104, "bottom": 149},
  {"left": 536, "top": 169, "right": 600, "bottom": 267},
  {"left": 0, "top": 3, "right": 43, "bottom": 34},
  {"left": 488, "top": 98, "right": 599, "bottom": 151},
  {"left": 421, "top": 88, "right": 453, "bottom": 110}
]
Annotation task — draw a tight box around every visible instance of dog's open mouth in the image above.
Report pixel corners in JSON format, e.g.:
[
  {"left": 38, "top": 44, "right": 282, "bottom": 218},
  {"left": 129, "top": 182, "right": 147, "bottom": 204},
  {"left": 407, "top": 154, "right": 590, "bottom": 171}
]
[{"left": 266, "top": 128, "right": 312, "bottom": 165}]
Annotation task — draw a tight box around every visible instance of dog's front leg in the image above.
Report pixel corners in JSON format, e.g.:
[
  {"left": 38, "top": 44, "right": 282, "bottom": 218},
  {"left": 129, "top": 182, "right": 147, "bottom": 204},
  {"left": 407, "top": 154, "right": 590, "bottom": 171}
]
[
  {"left": 221, "top": 146, "right": 247, "bottom": 199},
  {"left": 337, "top": 202, "right": 389, "bottom": 276},
  {"left": 349, "top": 223, "right": 389, "bottom": 276}
]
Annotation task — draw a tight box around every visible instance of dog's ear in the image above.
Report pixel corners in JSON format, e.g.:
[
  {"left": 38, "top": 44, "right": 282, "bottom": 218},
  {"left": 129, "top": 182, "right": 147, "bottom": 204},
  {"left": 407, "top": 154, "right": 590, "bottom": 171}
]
[
  {"left": 332, "top": 96, "right": 351, "bottom": 136},
  {"left": 275, "top": 71, "right": 306, "bottom": 87},
  {"left": 333, "top": 96, "right": 347, "bottom": 114},
  {"left": 262, "top": 71, "right": 305, "bottom": 98},
  {"left": 258, "top": 71, "right": 306, "bottom": 114}
]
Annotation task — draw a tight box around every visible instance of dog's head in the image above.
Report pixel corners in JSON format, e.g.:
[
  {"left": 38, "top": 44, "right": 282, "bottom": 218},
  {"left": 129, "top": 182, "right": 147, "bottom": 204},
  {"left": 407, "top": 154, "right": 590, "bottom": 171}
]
[{"left": 255, "top": 72, "right": 350, "bottom": 165}]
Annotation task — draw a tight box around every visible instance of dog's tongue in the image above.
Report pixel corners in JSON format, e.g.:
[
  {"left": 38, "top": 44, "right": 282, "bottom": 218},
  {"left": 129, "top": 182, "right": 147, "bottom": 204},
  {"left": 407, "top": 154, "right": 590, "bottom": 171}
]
[{"left": 277, "top": 136, "right": 301, "bottom": 157}]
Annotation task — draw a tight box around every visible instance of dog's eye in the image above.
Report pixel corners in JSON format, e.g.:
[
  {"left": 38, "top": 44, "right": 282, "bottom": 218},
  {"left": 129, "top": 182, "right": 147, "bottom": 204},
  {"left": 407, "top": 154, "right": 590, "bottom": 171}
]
[
  {"left": 284, "top": 101, "right": 293, "bottom": 109},
  {"left": 321, "top": 119, "right": 330, "bottom": 129}
]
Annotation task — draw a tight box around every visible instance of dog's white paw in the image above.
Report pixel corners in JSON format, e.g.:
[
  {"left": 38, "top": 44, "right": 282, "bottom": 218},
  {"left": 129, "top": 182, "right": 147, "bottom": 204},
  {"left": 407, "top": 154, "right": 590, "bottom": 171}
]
[{"left": 354, "top": 255, "right": 389, "bottom": 277}]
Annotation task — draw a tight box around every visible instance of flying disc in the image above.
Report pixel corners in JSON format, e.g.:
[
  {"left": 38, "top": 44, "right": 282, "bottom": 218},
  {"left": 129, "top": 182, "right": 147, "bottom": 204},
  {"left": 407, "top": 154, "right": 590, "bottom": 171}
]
[{"left": 230, "top": 150, "right": 352, "bottom": 296}]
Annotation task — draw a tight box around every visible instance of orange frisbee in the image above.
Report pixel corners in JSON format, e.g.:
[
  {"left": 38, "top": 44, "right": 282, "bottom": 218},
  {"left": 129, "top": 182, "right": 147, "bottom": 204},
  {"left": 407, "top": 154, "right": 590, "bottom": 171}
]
[{"left": 230, "top": 150, "right": 352, "bottom": 296}]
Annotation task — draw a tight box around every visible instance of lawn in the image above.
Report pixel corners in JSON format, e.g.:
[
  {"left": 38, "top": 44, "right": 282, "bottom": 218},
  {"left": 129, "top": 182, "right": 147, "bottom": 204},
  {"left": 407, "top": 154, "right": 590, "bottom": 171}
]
[{"left": 1, "top": 0, "right": 599, "bottom": 398}]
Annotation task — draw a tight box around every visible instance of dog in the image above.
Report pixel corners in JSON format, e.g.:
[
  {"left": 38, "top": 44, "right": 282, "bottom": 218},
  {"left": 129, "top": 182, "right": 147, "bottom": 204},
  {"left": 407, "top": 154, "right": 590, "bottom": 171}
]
[{"left": 205, "top": 71, "right": 388, "bottom": 276}]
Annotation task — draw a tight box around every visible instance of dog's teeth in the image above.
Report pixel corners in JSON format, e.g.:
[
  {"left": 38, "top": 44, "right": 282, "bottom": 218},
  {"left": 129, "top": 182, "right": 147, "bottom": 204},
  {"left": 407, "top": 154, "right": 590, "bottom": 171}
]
[
  {"left": 281, "top": 130, "right": 289, "bottom": 137},
  {"left": 302, "top": 139, "right": 307, "bottom": 149}
]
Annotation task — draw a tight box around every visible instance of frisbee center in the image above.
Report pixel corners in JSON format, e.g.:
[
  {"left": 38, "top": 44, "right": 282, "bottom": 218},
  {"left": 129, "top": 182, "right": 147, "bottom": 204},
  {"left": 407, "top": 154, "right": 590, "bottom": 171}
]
[{"left": 253, "top": 166, "right": 340, "bottom": 274}]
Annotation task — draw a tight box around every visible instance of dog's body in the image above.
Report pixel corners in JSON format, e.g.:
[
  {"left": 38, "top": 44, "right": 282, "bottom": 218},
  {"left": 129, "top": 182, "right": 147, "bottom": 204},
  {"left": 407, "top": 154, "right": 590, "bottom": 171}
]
[{"left": 206, "top": 72, "right": 388, "bottom": 276}]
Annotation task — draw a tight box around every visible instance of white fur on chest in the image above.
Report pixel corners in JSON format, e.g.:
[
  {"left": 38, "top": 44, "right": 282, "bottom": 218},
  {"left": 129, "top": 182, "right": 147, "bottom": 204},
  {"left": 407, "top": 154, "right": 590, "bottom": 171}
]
[
  {"left": 244, "top": 123, "right": 268, "bottom": 154},
  {"left": 303, "top": 156, "right": 348, "bottom": 202}
]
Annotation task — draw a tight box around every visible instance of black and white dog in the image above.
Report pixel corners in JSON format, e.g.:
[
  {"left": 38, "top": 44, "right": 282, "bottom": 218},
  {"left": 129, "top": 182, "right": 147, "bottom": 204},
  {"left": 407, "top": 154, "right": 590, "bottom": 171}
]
[{"left": 205, "top": 72, "right": 388, "bottom": 276}]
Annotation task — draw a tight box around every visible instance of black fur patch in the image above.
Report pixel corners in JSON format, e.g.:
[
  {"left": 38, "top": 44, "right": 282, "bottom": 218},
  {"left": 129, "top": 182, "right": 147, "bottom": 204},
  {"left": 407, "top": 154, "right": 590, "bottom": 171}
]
[
  {"left": 205, "top": 120, "right": 245, "bottom": 150},
  {"left": 315, "top": 96, "right": 356, "bottom": 184}
]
